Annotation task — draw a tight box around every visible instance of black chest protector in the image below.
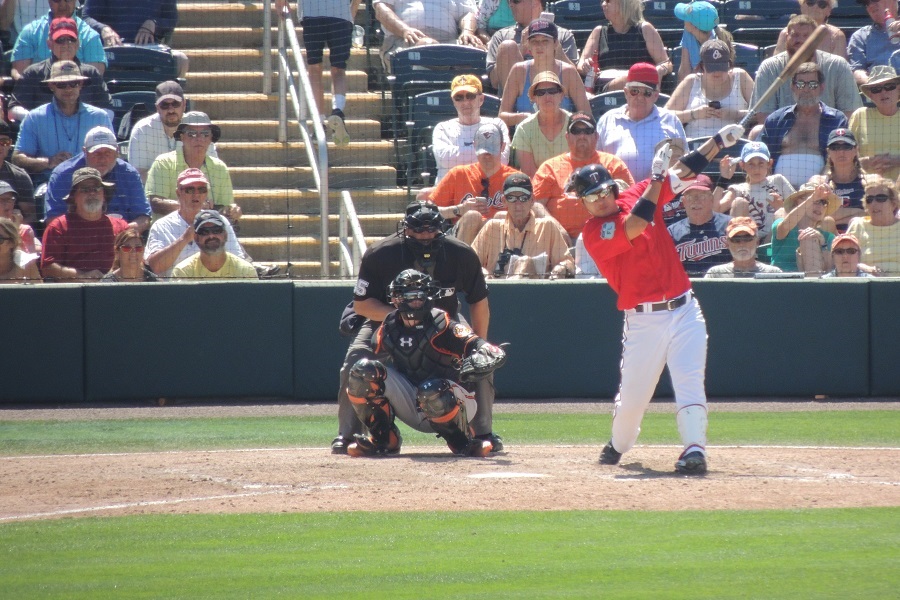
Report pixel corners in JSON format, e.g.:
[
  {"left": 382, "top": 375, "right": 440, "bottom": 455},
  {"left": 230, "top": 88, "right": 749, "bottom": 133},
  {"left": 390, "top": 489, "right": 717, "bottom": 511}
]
[{"left": 381, "top": 310, "right": 460, "bottom": 385}]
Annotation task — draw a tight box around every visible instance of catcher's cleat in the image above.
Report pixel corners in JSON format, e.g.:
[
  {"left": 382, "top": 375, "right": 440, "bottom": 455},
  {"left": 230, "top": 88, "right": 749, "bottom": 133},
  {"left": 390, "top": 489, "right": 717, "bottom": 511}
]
[
  {"left": 331, "top": 435, "right": 351, "bottom": 455},
  {"left": 449, "top": 438, "right": 493, "bottom": 457},
  {"left": 475, "top": 432, "right": 504, "bottom": 452},
  {"left": 346, "top": 427, "right": 402, "bottom": 458},
  {"left": 675, "top": 450, "right": 707, "bottom": 475},
  {"left": 599, "top": 442, "right": 622, "bottom": 465}
]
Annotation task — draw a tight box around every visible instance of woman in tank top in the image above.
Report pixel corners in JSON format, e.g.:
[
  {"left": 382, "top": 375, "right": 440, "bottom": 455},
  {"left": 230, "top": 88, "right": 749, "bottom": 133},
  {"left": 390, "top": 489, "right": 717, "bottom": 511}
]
[
  {"left": 665, "top": 39, "right": 752, "bottom": 139},
  {"left": 577, "top": 0, "right": 671, "bottom": 93}
]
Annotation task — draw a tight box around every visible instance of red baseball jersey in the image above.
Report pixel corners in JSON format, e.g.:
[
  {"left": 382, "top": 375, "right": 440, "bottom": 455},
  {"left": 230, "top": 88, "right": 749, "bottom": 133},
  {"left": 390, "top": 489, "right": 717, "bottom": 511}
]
[{"left": 582, "top": 178, "right": 691, "bottom": 311}]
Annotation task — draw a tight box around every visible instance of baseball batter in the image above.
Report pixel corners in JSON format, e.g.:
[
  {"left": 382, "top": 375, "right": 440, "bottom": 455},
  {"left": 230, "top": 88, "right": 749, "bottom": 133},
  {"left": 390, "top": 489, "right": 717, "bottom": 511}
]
[{"left": 568, "top": 122, "right": 744, "bottom": 475}]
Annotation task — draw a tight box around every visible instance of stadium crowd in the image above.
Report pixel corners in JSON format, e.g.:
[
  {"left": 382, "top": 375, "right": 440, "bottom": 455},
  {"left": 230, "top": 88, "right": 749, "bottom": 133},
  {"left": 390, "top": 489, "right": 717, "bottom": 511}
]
[{"left": 0, "top": 0, "right": 899, "bottom": 284}]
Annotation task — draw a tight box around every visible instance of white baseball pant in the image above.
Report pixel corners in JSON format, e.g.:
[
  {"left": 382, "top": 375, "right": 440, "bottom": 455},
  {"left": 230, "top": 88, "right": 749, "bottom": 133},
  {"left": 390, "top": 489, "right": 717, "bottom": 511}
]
[{"left": 610, "top": 295, "right": 709, "bottom": 457}]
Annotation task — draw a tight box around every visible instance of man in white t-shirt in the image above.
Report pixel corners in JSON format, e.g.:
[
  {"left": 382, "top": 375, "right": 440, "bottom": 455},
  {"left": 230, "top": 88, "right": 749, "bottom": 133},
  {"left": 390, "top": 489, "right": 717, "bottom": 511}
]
[
  {"left": 416, "top": 74, "right": 509, "bottom": 199},
  {"left": 144, "top": 168, "right": 245, "bottom": 278},
  {"left": 128, "top": 81, "right": 218, "bottom": 183},
  {"left": 373, "top": 0, "right": 477, "bottom": 71}
]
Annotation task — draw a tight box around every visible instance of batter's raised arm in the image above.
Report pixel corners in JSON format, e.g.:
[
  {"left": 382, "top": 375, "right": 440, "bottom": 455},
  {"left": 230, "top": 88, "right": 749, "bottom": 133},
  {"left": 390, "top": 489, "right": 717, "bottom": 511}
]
[{"left": 670, "top": 124, "right": 745, "bottom": 180}]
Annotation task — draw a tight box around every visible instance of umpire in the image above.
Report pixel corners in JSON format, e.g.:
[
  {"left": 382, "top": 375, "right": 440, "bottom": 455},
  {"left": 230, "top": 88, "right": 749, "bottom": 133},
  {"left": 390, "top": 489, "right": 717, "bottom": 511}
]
[{"left": 332, "top": 201, "right": 502, "bottom": 453}]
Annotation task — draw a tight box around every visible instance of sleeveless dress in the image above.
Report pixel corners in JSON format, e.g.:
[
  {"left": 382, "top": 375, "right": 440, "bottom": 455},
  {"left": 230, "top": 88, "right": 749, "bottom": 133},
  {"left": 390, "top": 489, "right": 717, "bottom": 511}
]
[{"left": 684, "top": 71, "right": 748, "bottom": 138}]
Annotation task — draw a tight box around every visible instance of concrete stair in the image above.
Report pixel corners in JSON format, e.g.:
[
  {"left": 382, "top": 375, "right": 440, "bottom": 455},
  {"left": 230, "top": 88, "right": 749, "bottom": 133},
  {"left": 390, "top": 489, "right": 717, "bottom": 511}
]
[{"left": 174, "top": 1, "right": 402, "bottom": 277}]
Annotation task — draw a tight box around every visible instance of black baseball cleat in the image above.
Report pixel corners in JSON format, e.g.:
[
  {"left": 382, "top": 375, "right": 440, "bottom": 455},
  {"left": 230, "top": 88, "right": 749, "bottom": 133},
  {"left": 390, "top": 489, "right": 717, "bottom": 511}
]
[
  {"left": 675, "top": 451, "right": 708, "bottom": 475},
  {"left": 599, "top": 442, "right": 622, "bottom": 465},
  {"left": 331, "top": 435, "right": 350, "bottom": 455},
  {"left": 475, "top": 432, "right": 504, "bottom": 452}
]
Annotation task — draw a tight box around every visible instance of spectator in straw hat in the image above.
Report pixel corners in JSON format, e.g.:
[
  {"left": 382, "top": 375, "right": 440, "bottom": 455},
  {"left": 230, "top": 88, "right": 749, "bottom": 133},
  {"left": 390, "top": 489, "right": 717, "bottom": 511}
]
[
  {"left": 145, "top": 111, "right": 241, "bottom": 226},
  {"left": 40, "top": 166, "right": 128, "bottom": 281},
  {"left": 44, "top": 126, "right": 150, "bottom": 232},
  {"left": 12, "top": 60, "right": 113, "bottom": 182},
  {"left": 771, "top": 180, "right": 839, "bottom": 274},
  {"left": 850, "top": 65, "right": 900, "bottom": 182}
]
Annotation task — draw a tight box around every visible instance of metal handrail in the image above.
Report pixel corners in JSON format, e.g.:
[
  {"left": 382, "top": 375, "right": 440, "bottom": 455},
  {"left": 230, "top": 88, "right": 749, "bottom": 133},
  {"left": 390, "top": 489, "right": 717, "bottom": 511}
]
[
  {"left": 338, "top": 190, "right": 368, "bottom": 278},
  {"left": 269, "top": 1, "right": 330, "bottom": 277}
]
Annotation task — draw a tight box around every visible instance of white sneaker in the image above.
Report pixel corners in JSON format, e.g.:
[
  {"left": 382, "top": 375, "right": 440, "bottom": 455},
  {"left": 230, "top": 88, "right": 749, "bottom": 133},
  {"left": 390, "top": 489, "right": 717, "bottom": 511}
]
[{"left": 326, "top": 110, "right": 350, "bottom": 146}]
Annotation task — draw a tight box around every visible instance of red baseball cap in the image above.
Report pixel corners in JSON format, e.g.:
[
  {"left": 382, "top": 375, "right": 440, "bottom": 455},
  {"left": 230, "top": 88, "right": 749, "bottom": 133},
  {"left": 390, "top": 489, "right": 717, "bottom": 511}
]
[
  {"left": 679, "top": 174, "right": 714, "bottom": 194},
  {"left": 50, "top": 17, "right": 78, "bottom": 42},
  {"left": 626, "top": 63, "right": 660, "bottom": 88}
]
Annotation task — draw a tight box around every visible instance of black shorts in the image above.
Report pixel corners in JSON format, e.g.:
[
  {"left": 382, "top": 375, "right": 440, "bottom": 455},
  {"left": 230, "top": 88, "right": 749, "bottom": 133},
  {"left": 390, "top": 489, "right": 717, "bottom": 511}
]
[{"left": 301, "top": 16, "right": 352, "bottom": 68}]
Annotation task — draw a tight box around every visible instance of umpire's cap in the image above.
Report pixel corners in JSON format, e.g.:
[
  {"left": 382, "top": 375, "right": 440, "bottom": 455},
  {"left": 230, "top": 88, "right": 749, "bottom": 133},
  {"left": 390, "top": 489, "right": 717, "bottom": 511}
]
[{"left": 565, "top": 164, "right": 618, "bottom": 199}]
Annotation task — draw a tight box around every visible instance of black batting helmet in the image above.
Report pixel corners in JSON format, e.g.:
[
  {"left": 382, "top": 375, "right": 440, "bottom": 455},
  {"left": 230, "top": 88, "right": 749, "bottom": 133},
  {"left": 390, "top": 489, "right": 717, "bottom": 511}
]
[{"left": 565, "top": 164, "right": 618, "bottom": 199}]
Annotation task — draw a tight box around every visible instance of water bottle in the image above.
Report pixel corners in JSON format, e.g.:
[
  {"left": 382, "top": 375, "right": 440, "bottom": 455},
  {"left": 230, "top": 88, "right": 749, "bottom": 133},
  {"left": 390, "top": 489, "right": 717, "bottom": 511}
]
[
  {"left": 884, "top": 9, "right": 900, "bottom": 45},
  {"left": 584, "top": 55, "right": 600, "bottom": 94}
]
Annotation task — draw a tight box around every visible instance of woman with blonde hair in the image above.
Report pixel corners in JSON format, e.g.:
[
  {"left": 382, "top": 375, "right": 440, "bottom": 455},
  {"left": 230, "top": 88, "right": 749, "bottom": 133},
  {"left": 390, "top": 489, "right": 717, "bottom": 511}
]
[
  {"left": 0, "top": 218, "right": 41, "bottom": 282},
  {"left": 576, "top": 0, "right": 671, "bottom": 92},
  {"left": 846, "top": 175, "right": 900, "bottom": 275},
  {"left": 101, "top": 229, "right": 159, "bottom": 282},
  {"left": 771, "top": 182, "right": 839, "bottom": 274}
]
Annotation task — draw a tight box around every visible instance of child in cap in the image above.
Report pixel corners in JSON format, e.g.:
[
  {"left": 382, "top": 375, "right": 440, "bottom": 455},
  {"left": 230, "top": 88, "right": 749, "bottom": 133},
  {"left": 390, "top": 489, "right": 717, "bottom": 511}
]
[
  {"left": 674, "top": 1, "right": 734, "bottom": 82},
  {"left": 717, "top": 141, "right": 795, "bottom": 243}
]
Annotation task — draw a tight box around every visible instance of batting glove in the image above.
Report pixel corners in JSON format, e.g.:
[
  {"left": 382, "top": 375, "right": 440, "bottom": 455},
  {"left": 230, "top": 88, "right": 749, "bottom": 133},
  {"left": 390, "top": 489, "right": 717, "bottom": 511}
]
[
  {"left": 651, "top": 143, "right": 672, "bottom": 181},
  {"left": 713, "top": 124, "right": 745, "bottom": 149}
]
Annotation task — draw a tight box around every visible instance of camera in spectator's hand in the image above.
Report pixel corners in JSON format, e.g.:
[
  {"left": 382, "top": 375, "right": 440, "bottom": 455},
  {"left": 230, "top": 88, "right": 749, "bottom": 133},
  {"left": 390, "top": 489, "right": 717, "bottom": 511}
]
[
  {"left": 708, "top": 101, "right": 721, "bottom": 109},
  {"left": 494, "top": 248, "right": 523, "bottom": 277}
]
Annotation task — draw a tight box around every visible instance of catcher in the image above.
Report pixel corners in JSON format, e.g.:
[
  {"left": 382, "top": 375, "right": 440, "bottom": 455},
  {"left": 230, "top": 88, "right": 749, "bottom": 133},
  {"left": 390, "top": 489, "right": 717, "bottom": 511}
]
[{"left": 345, "top": 269, "right": 507, "bottom": 457}]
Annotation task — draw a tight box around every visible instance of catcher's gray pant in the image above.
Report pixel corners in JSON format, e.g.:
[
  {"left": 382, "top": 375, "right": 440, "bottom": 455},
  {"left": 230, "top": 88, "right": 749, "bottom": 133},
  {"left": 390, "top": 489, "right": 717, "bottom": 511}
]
[
  {"left": 336, "top": 319, "right": 495, "bottom": 438},
  {"left": 379, "top": 367, "right": 478, "bottom": 433},
  {"left": 611, "top": 295, "right": 708, "bottom": 457}
]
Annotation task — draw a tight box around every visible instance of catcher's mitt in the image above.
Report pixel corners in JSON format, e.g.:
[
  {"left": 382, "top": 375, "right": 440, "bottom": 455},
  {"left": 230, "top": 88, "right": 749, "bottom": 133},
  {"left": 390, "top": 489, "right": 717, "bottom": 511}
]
[{"left": 459, "top": 343, "right": 507, "bottom": 383}]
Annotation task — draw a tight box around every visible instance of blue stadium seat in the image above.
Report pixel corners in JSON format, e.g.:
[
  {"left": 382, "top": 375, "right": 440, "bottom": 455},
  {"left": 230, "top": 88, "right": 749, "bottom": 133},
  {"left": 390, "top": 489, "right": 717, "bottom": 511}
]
[{"left": 721, "top": 0, "right": 797, "bottom": 46}]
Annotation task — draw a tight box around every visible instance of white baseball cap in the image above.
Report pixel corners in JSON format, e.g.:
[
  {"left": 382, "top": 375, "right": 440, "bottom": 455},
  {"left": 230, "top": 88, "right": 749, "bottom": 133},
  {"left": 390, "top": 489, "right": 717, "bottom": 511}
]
[{"left": 83, "top": 126, "right": 118, "bottom": 153}]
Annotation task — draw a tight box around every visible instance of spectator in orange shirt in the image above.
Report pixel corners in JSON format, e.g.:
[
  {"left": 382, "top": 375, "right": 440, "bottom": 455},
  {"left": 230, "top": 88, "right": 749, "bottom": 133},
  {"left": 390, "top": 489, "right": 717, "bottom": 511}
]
[
  {"left": 429, "top": 122, "right": 522, "bottom": 245},
  {"left": 532, "top": 112, "right": 634, "bottom": 240}
]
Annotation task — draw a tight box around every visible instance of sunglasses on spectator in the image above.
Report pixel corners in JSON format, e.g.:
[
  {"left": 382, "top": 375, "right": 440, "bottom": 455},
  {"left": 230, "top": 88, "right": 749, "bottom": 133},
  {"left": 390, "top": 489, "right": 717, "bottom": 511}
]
[
  {"left": 118, "top": 244, "right": 144, "bottom": 253},
  {"left": 729, "top": 234, "right": 756, "bottom": 243},
  {"left": 533, "top": 86, "right": 562, "bottom": 97},
  {"left": 184, "top": 130, "right": 212, "bottom": 138},
  {"left": 583, "top": 188, "right": 615, "bottom": 203},
  {"left": 627, "top": 87, "right": 655, "bottom": 97},
  {"left": 812, "top": 198, "right": 829, "bottom": 206},
  {"left": 505, "top": 193, "right": 532, "bottom": 203},
  {"left": 509, "top": 0, "right": 525, "bottom": 3},
  {"left": 804, "top": 0, "right": 829, "bottom": 7},
  {"left": 181, "top": 186, "right": 208, "bottom": 194},
  {"left": 867, "top": 83, "right": 898, "bottom": 94},
  {"left": 0, "top": 236, "right": 11, "bottom": 243},
  {"left": 197, "top": 226, "right": 225, "bottom": 236},
  {"left": 866, "top": 194, "right": 891, "bottom": 203},
  {"left": 0, "top": 138, "right": 11, "bottom": 147},
  {"left": 53, "top": 81, "right": 83, "bottom": 89},
  {"left": 832, "top": 247, "right": 859, "bottom": 255},
  {"left": 54, "top": 37, "right": 77, "bottom": 45},
  {"left": 828, "top": 143, "right": 855, "bottom": 151},
  {"left": 49, "top": 0, "right": 75, "bottom": 3},
  {"left": 409, "top": 224, "right": 440, "bottom": 233},
  {"left": 792, "top": 80, "right": 820, "bottom": 89},
  {"left": 453, "top": 92, "right": 477, "bottom": 101},
  {"left": 76, "top": 185, "right": 102, "bottom": 194},
  {"left": 569, "top": 126, "right": 595, "bottom": 135},
  {"left": 158, "top": 100, "right": 182, "bottom": 110}
]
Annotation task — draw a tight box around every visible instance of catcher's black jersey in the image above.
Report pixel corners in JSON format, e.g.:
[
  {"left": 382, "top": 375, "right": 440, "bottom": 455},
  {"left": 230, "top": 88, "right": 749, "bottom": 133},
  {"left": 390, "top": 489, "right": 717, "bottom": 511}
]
[{"left": 375, "top": 308, "right": 481, "bottom": 385}]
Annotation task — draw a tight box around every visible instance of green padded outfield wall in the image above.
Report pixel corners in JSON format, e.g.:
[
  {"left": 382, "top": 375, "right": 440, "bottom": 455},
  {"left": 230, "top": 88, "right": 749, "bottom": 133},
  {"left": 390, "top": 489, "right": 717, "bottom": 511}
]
[
  {"left": 83, "top": 281, "right": 295, "bottom": 401},
  {"left": 0, "top": 284, "right": 83, "bottom": 401},
  {"left": 869, "top": 279, "right": 900, "bottom": 395}
]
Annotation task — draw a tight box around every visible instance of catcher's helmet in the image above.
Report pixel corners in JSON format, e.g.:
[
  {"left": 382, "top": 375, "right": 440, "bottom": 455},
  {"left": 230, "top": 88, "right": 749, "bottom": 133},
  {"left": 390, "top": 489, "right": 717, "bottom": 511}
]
[
  {"left": 388, "top": 269, "right": 441, "bottom": 322},
  {"left": 565, "top": 164, "right": 618, "bottom": 199}
]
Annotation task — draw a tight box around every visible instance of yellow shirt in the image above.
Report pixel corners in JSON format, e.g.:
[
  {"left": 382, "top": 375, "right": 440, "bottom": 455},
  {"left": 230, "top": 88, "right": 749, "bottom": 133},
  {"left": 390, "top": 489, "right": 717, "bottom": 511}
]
[
  {"left": 470, "top": 212, "right": 573, "bottom": 277},
  {"left": 846, "top": 217, "right": 900, "bottom": 275},
  {"left": 171, "top": 253, "right": 258, "bottom": 280},
  {"left": 849, "top": 107, "right": 900, "bottom": 182}
]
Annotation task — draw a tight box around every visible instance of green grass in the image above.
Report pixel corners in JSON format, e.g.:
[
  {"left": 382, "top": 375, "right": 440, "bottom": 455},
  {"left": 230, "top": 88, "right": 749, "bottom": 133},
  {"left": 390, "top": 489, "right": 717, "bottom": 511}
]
[
  {"left": 0, "top": 509, "right": 897, "bottom": 599},
  {"left": 1, "top": 411, "right": 897, "bottom": 455}
]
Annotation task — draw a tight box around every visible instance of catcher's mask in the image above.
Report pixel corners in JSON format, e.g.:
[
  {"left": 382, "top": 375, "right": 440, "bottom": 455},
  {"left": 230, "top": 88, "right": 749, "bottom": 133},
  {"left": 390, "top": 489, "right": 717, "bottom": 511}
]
[
  {"left": 388, "top": 269, "right": 442, "bottom": 322},
  {"left": 565, "top": 164, "right": 619, "bottom": 199},
  {"left": 398, "top": 201, "right": 446, "bottom": 258}
]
